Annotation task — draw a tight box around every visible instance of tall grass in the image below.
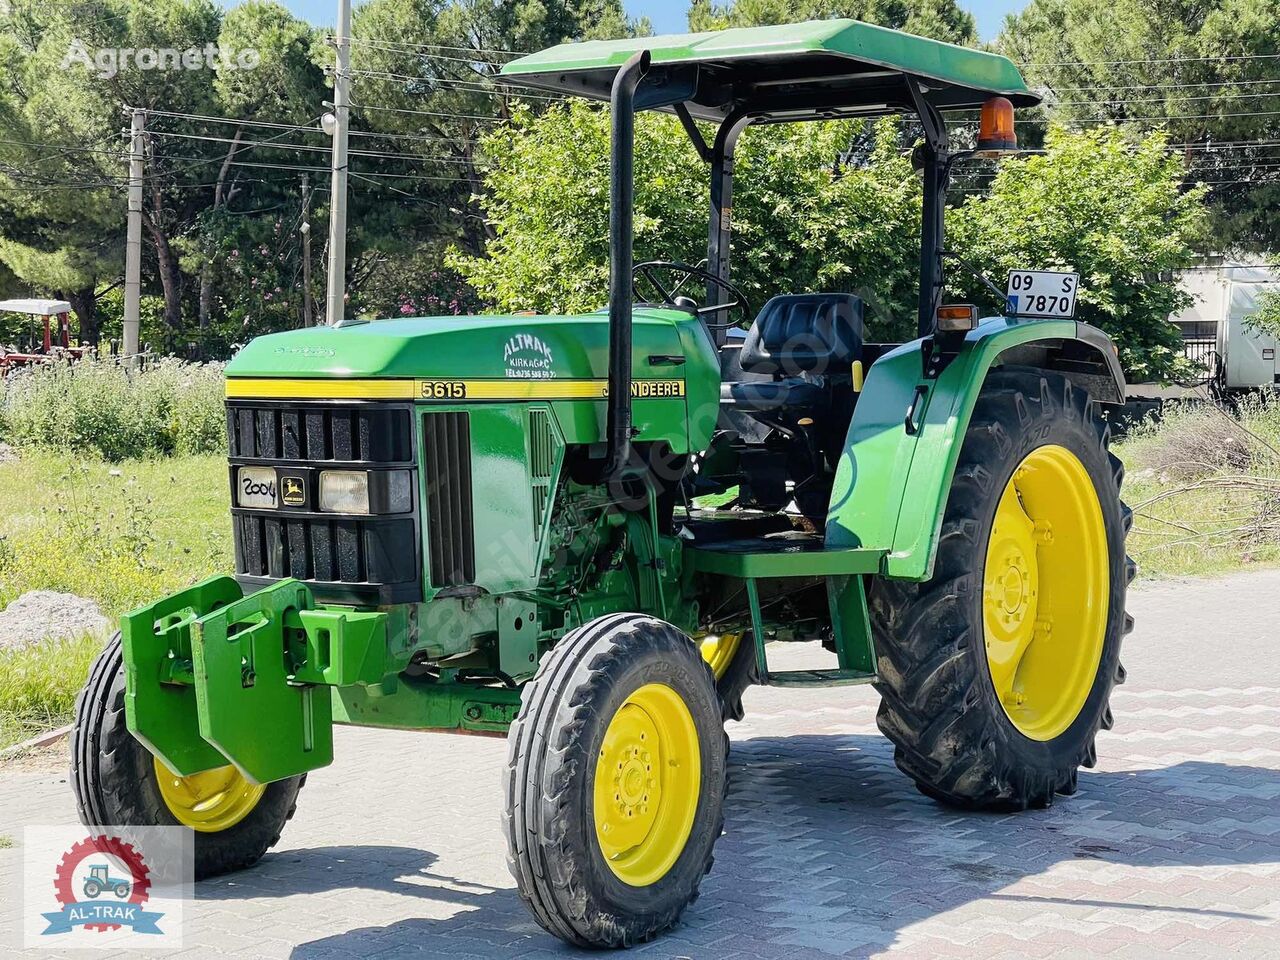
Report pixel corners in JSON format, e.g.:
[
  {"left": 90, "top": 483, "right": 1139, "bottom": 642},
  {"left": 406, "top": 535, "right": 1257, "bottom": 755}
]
[
  {"left": 1114, "top": 395, "right": 1280, "bottom": 579},
  {"left": 0, "top": 357, "right": 225, "bottom": 460},
  {"left": 0, "top": 452, "right": 232, "bottom": 752},
  {"left": 0, "top": 633, "right": 103, "bottom": 750}
]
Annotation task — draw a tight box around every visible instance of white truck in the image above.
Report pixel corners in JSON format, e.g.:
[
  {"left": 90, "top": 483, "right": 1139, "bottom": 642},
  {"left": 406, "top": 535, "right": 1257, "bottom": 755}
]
[{"left": 1213, "top": 265, "right": 1280, "bottom": 392}]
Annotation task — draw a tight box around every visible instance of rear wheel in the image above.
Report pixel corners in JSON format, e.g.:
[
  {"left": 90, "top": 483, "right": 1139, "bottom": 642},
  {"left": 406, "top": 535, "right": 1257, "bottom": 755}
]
[
  {"left": 71, "top": 634, "right": 306, "bottom": 879},
  {"left": 503, "top": 613, "right": 727, "bottom": 948},
  {"left": 869, "top": 369, "right": 1133, "bottom": 810},
  {"left": 699, "top": 631, "right": 756, "bottom": 721}
]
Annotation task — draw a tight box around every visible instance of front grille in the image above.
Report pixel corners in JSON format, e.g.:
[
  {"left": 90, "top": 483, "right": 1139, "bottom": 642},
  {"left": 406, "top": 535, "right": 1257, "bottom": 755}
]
[
  {"left": 226, "top": 400, "right": 421, "bottom": 605},
  {"left": 228, "top": 404, "right": 412, "bottom": 462},
  {"left": 422, "top": 411, "right": 475, "bottom": 587}
]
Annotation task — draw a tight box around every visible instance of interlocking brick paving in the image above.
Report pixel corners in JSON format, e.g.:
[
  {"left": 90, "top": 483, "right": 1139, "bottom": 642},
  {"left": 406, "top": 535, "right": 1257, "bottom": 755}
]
[{"left": 4, "top": 569, "right": 1280, "bottom": 958}]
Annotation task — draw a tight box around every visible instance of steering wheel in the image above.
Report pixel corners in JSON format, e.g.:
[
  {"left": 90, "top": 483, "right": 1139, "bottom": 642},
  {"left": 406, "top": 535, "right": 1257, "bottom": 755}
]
[{"left": 632, "top": 261, "right": 754, "bottom": 330}]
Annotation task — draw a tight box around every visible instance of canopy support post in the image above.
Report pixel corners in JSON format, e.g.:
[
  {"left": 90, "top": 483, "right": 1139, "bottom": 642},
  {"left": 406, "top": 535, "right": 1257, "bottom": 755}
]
[{"left": 706, "top": 110, "right": 752, "bottom": 348}]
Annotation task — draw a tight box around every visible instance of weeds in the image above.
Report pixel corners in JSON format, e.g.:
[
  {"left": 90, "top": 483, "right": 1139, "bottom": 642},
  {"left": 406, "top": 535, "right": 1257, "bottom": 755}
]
[
  {"left": 1116, "top": 394, "right": 1280, "bottom": 578},
  {"left": 0, "top": 452, "right": 232, "bottom": 619},
  {"left": 0, "top": 357, "right": 226, "bottom": 461}
]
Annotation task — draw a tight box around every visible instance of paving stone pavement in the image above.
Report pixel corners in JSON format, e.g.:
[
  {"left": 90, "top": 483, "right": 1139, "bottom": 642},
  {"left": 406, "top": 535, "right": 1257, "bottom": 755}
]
[{"left": 4, "top": 569, "right": 1280, "bottom": 959}]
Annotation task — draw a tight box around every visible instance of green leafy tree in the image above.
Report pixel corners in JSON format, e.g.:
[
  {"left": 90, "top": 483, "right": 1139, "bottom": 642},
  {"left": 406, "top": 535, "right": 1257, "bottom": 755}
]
[
  {"left": 1242, "top": 288, "right": 1280, "bottom": 340},
  {"left": 452, "top": 102, "right": 923, "bottom": 338},
  {"left": 342, "top": 0, "right": 646, "bottom": 318},
  {"left": 687, "top": 0, "right": 976, "bottom": 43},
  {"left": 998, "top": 0, "right": 1280, "bottom": 252},
  {"left": 948, "top": 126, "right": 1208, "bottom": 383}
]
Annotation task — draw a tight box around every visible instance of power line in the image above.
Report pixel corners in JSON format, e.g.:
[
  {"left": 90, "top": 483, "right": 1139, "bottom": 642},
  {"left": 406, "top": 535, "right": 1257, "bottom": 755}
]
[
  {"left": 351, "top": 68, "right": 567, "bottom": 101},
  {"left": 1016, "top": 108, "right": 1280, "bottom": 124},
  {"left": 346, "top": 37, "right": 518, "bottom": 64},
  {"left": 1020, "top": 52, "right": 1280, "bottom": 67},
  {"left": 147, "top": 128, "right": 491, "bottom": 167},
  {"left": 350, "top": 102, "right": 506, "bottom": 123},
  {"left": 1048, "top": 77, "right": 1280, "bottom": 93},
  {"left": 1054, "top": 90, "right": 1280, "bottom": 107},
  {"left": 215, "top": 158, "right": 464, "bottom": 184},
  {"left": 344, "top": 36, "right": 524, "bottom": 57},
  {"left": 145, "top": 109, "right": 326, "bottom": 135}
]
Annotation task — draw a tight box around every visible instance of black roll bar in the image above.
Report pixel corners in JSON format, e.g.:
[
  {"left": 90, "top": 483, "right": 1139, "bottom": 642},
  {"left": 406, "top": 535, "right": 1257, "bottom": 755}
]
[{"left": 602, "top": 49, "right": 651, "bottom": 481}]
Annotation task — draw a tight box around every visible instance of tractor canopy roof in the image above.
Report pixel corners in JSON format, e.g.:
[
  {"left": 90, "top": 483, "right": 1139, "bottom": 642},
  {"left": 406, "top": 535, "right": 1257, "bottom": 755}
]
[{"left": 499, "top": 19, "right": 1038, "bottom": 123}]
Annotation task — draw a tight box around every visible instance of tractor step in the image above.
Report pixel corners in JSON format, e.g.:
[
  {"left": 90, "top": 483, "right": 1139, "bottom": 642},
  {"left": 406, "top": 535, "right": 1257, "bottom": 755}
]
[
  {"left": 686, "top": 534, "right": 883, "bottom": 578},
  {"left": 766, "top": 668, "right": 875, "bottom": 687}
]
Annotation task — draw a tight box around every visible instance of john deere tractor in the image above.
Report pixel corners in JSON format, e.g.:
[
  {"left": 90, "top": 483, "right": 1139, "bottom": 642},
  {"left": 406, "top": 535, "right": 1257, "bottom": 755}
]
[{"left": 72, "top": 19, "right": 1133, "bottom": 949}]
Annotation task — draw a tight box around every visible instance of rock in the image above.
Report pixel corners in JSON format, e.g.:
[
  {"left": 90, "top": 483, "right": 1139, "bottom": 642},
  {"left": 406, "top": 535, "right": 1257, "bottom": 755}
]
[
  {"left": 0, "top": 591, "right": 110, "bottom": 650},
  {"left": 0, "top": 442, "right": 16, "bottom": 464}
]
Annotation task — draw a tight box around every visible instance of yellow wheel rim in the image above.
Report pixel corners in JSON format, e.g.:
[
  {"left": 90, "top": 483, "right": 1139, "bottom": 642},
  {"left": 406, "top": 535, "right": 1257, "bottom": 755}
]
[
  {"left": 983, "top": 444, "right": 1109, "bottom": 741},
  {"left": 154, "top": 758, "right": 266, "bottom": 833},
  {"left": 699, "top": 633, "right": 741, "bottom": 680},
  {"left": 593, "top": 683, "right": 701, "bottom": 886}
]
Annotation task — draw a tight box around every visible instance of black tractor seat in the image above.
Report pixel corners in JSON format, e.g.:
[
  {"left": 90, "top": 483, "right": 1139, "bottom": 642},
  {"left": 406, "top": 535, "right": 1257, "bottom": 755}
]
[
  {"left": 723, "top": 293, "right": 864, "bottom": 416},
  {"left": 720, "top": 377, "right": 825, "bottom": 413}
]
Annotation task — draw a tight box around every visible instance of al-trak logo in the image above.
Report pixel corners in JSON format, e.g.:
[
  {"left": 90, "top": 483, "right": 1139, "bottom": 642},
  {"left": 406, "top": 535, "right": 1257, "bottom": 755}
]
[
  {"left": 41, "top": 835, "right": 165, "bottom": 936},
  {"left": 503, "top": 332, "right": 555, "bottom": 379}
]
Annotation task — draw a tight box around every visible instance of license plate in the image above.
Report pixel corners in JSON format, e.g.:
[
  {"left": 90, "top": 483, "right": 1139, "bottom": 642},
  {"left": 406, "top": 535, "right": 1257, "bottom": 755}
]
[
  {"left": 1006, "top": 270, "right": 1079, "bottom": 319},
  {"left": 237, "top": 466, "right": 278, "bottom": 508}
]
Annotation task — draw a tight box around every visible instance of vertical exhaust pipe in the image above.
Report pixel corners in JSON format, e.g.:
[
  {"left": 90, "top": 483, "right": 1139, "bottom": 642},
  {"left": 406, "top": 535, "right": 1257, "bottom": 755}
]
[{"left": 602, "top": 49, "right": 651, "bottom": 480}]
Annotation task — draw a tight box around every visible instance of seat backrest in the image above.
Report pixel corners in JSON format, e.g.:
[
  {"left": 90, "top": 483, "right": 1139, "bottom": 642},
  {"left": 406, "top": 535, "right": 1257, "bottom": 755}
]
[{"left": 738, "top": 293, "right": 864, "bottom": 375}]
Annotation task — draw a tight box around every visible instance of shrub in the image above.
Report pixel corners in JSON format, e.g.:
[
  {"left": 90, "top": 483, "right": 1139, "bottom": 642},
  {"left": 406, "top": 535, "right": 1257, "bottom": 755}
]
[
  {"left": 1121, "top": 402, "right": 1257, "bottom": 480},
  {"left": 0, "top": 357, "right": 226, "bottom": 460}
]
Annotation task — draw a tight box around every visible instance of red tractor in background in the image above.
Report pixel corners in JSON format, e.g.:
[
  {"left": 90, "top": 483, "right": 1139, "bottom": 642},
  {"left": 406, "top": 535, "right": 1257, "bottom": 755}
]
[{"left": 0, "top": 298, "right": 90, "bottom": 372}]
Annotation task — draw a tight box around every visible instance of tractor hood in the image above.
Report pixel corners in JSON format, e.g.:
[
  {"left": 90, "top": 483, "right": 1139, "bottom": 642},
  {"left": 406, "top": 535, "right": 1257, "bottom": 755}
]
[{"left": 225, "top": 308, "right": 697, "bottom": 381}]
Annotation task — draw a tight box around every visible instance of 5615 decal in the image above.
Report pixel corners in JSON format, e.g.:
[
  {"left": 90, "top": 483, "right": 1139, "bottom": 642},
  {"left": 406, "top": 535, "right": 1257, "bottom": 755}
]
[{"left": 419, "top": 380, "right": 468, "bottom": 400}]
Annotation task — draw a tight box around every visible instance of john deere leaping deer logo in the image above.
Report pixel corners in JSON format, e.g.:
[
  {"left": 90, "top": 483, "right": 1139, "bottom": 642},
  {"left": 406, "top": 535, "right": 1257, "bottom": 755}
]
[
  {"left": 502, "top": 332, "right": 555, "bottom": 380},
  {"left": 280, "top": 476, "right": 306, "bottom": 507}
]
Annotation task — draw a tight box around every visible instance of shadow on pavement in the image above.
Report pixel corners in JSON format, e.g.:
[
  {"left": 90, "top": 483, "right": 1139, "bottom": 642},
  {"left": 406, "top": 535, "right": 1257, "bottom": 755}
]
[{"left": 257, "top": 734, "right": 1280, "bottom": 959}]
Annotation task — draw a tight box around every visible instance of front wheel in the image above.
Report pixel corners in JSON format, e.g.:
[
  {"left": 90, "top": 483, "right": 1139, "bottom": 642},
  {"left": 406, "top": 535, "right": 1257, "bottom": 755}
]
[
  {"left": 503, "top": 613, "right": 727, "bottom": 948},
  {"left": 870, "top": 369, "right": 1133, "bottom": 810},
  {"left": 71, "top": 634, "right": 306, "bottom": 879}
]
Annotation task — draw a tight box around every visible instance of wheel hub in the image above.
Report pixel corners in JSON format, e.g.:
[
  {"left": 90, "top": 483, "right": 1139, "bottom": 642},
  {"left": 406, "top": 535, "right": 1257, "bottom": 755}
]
[
  {"left": 982, "top": 445, "right": 1109, "bottom": 741},
  {"left": 593, "top": 683, "right": 700, "bottom": 886},
  {"left": 153, "top": 758, "right": 265, "bottom": 833}
]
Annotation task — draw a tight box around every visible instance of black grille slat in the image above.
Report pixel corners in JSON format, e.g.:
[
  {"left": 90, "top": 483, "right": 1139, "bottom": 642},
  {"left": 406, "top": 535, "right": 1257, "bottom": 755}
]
[
  {"left": 239, "top": 408, "right": 257, "bottom": 456},
  {"left": 264, "top": 517, "right": 285, "bottom": 578},
  {"left": 332, "top": 410, "right": 354, "bottom": 461},
  {"left": 423, "top": 411, "right": 475, "bottom": 587},
  {"left": 282, "top": 410, "right": 302, "bottom": 460},
  {"left": 305, "top": 411, "right": 328, "bottom": 460}
]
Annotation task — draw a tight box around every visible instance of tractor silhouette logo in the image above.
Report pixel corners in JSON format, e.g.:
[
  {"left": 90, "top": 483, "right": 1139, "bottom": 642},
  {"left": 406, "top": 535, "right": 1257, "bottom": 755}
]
[
  {"left": 82, "top": 863, "right": 131, "bottom": 899},
  {"left": 280, "top": 476, "right": 306, "bottom": 506},
  {"left": 41, "top": 834, "right": 165, "bottom": 936}
]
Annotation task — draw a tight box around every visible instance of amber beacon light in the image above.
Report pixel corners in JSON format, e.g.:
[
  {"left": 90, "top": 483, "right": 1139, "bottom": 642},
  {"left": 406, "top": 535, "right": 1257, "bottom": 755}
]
[{"left": 976, "top": 96, "right": 1017, "bottom": 154}]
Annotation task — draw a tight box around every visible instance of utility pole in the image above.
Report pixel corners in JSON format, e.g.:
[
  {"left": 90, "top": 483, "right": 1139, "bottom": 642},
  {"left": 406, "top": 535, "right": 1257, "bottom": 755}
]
[
  {"left": 123, "top": 106, "right": 145, "bottom": 356},
  {"left": 324, "top": 0, "right": 352, "bottom": 326},
  {"left": 300, "top": 174, "right": 313, "bottom": 327}
]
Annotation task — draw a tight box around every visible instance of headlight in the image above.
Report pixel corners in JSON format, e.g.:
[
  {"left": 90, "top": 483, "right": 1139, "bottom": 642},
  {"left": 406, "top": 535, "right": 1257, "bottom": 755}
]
[
  {"left": 320, "top": 470, "right": 370, "bottom": 514},
  {"left": 318, "top": 469, "right": 413, "bottom": 514}
]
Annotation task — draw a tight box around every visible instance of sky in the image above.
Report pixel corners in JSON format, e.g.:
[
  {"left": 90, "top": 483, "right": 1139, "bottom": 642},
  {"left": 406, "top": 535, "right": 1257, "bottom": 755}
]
[{"left": 272, "top": 1, "right": 1025, "bottom": 44}]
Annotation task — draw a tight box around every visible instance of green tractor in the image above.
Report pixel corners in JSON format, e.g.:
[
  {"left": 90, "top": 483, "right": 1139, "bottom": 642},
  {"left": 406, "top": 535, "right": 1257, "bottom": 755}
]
[{"left": 71, "top": 19, "right": 1132, "bottom": 949}]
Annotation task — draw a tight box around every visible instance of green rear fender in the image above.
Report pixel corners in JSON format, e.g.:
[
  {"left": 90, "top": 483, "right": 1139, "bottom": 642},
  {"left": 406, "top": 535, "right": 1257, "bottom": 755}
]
[{"left": 825, "top": 318, "right": 1124, "bottom": 580}]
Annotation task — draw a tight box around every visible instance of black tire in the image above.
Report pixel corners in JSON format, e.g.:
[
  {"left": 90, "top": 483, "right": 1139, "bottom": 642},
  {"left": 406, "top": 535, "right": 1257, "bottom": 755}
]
[
  {"left": 71, "top": 633, "right": 306, "bottom": 880},
  {"left": 869, "top": 369, "right": 1133, "bottom": 811},
  {"left": 503, "top": 613, "right": 728, "bottom": 948}
]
